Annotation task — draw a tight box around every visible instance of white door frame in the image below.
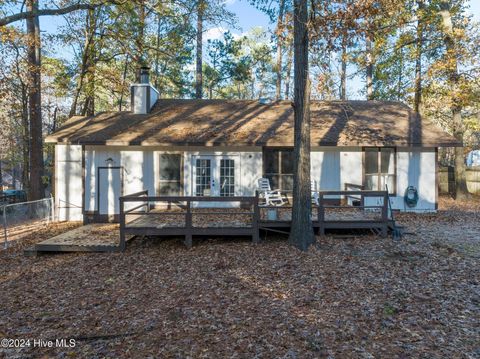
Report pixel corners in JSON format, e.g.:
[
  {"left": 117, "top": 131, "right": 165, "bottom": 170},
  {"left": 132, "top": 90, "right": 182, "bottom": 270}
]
[{"left": 191, "top": 154, "right": 239, "bottom": 203}]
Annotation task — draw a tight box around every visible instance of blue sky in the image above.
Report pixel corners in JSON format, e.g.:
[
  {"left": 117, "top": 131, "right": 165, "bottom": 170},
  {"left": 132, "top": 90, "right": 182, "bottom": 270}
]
[
  {"left": 39, "top": 0, "right": 480, "bottom": 54},
  {"left": 38, "top": 0, "right": 480, "bottom": 43},
  {"left": 223, "top": 0, "right": 480, "bottom": 33},
  {"left": 37, "top": 0, "right": 480, "bottom": 99}
]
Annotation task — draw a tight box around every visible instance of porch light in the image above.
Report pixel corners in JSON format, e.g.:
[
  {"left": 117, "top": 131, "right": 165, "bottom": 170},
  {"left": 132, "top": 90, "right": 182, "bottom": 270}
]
[{"left": 105, "top": 157, "right": 115, "bottom": 166}]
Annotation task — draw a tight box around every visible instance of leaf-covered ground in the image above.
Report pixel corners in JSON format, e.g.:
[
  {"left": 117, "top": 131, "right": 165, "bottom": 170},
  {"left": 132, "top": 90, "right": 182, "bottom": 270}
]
[{"left": 0, "top": 196, "right": 478, "bottom": 358}]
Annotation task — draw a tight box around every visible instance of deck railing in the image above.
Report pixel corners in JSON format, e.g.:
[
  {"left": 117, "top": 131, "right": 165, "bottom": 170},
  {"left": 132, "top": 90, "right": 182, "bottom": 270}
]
[
  {"left": 119, "top": 189, "right": 390, "bottom": 251},
  {"left": 119, "top": 190, "right": 259, "bottom": 250},
  {"left": 318, "top": 190, "right": 389, "bottom": 236}
]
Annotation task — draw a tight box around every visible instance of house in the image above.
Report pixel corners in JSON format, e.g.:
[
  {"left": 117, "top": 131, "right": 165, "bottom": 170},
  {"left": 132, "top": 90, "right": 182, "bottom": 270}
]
[{"left": 45, "top": 70, "right": 460, "bottom": 222}]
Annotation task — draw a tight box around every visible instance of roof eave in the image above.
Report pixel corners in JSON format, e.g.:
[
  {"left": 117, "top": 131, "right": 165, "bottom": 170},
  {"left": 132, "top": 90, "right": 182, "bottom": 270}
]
[{"left": 45, "top": 138, "right": 463, "bottom": 147}]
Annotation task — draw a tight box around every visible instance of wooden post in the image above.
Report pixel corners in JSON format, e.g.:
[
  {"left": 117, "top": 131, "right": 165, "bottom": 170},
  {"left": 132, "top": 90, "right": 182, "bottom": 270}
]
[
  {"left": 185, "top": 199, "right": 192, "bottom": 249},
  {"left": 318, "top": 193, "right": 325, "bottom": 236},
  {"left": 252, "top": 192, "right": 260, "bottom": 243},
  {"left": 381, "top": 192, "right": 388, "bottom": 237},
  {"left": 145, "top": 190, "right": 150, "bottom": 212},
  {"left": 119, "top": 197, "right": 126, "bottom": 251}
]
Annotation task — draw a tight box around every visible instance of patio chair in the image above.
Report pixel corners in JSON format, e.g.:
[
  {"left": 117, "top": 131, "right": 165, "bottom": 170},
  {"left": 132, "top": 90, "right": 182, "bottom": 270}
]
[
  {"left": 257, "top": 178, "right": 285, "bottom": 206},
  {"left": 311, "top": 180, "right": 320, "bottom": 206}
]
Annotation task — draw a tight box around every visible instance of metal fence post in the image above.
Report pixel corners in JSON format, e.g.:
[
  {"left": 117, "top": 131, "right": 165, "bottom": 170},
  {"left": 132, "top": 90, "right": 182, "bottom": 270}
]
[{"left": 3, "top": 205, "right": 7, "bottom": 249}]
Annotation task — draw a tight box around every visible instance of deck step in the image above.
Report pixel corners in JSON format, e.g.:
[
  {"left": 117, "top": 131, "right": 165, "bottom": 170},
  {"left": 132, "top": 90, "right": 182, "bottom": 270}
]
[{"left": 23, "top": 246, "right": 41, "bottom": 257}]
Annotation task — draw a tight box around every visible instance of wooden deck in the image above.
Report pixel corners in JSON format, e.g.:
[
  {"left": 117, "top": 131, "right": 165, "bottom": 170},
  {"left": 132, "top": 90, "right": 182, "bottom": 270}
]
[
  {"left": 120, "top": 190, "right": 391, "bottom": 250},
  {"left": 30, "top": 224, "right": 134, "bottom": 253},
  {"left": 25, "top": 190, "right": 391, "bottom": 255},
  {"left": 120, "top": 192, "right": 260, "bottom": 250}
]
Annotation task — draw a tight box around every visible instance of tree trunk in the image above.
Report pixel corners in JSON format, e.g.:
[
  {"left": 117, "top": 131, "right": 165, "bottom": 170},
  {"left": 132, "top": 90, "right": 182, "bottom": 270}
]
[
  {"left": 13, "top": 47, "right": 30, "bottom": 191},
  {"left": 52, "top": 106, "right": 58, "bottom": 132},
  {"left": 340, "top": 35, "right": 347, "bottom": 100},
  {"left": 275, "top": 0, "right": 285, "bottom": 100},
  {"left": 82, "top": 8, "right": 96, "bottom": 116},
  {"left": 69, "top": 9, "right": 96, "bottom": 117},
  {"left": 440, "top": 1, "right": 470, "bottom": 200},
  {"left": 154, "top": 13, "right": 162, "bottom": 89},
  {"left": 285, "top": 40, "right": 293, "bottom": 99},
  {"left": 22, "top": 86, "right": 30, "bottom": 192},
  {"left": 453, "top": 111, "right": 469, "bottom": 199},
  {"left": 195, "top": 0, "right": 204, "bottom": 99},
  {"left": 136, "top": 0, "right": 146, "bottom": 65},
  {"left": 397, "top": 44, "right": 404, "bottom": 101},
  {"left": 288, "top": 0, "right": 315, "bottom": 251},
  {"left": 26, "top": 0, "right": 44, "bottom": 200},
  {"left": 366, "top": 34, "right": 374, "bottom": 100},
  {"left": 414, "top": 0, "right": 424, "bottom": 113},
  {"left": 119, "top": 55, "right": 129, "bottom": 111}
]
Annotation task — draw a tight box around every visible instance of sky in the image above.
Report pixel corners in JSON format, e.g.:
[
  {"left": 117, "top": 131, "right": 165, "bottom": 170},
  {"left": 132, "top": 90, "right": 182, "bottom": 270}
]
[
  {"left": 208, "top": 0, "right": 480, "bottom": 37},
  {"left": 34, "top": 0, "right": 480, "bottom": 99},
  {"left": 36, "top": 0, "right": 480, "bottom": 48}
]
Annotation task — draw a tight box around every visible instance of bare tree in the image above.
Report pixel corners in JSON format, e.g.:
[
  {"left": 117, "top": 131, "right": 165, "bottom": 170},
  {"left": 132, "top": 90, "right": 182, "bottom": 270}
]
[
  {"left": 413, "top": 0, "right": 424, "bottom": 113},
  {"left": 288, "top": 0, "right": 315, "bottom": 251},
  {"left": 365, "top": 31, "right": 374, "bottom": 100},
  {"left": 0, "top": 1, "right": 112, "bottom": 26},
  {"left": 26, "top": 0, "right": 44, "bottom": 200},
  {"left": 439, "top": 0, "right": 470, "bottom": 200},
  {"left": 275, "top": 0, "right": 285, "bottom": 100},
  {"left": 285, "top": 41, "right": 293, "bottom": 99},
  {"left": 339, "top": 34, "right": 347, "bottom": 100},
  {"left": 81, "top": 8, "right": 97, "bottom": 116},
  {"left": 195, "top": 0, "right": 204, "bottom": 98}
]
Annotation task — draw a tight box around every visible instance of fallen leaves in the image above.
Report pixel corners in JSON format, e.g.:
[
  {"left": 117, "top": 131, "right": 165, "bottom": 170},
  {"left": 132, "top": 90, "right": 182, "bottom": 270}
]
[{"left": 0, "top": 196, "right": 478, "bottom": 358}]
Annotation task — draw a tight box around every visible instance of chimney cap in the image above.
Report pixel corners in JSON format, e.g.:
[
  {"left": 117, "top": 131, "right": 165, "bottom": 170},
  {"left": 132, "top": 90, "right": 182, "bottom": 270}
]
[
  {"left": 137, "top": 59, "right": 150, "bottom": 84},
  {"left": 138, "top": 56, "right": 149, "bottom": 69}
]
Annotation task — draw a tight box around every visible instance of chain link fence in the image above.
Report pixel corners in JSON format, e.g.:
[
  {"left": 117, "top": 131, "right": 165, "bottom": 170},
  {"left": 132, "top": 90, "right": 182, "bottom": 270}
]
[{"left": 1, "top": 196, "right": 55, "bottom": 248}]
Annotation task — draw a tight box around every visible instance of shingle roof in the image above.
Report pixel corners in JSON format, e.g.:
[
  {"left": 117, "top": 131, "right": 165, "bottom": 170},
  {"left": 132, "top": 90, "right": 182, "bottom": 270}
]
[{"left": 45, "top": 99, "right": 461, "bottom": 147}]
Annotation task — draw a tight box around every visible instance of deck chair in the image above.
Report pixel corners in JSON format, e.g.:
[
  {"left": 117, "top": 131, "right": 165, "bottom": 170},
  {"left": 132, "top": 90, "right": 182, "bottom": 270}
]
[
  {"left": 257, "top": 178, "right": 285, "bottom": 206},
  {"left": 311, "top": 180, "right": 320, "bottom": 206}
]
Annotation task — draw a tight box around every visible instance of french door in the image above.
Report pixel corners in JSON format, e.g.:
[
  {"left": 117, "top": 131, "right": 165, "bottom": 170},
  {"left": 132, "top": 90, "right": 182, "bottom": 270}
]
[{"left": 193, "top": 156, "right": 236, "bottom": 197}]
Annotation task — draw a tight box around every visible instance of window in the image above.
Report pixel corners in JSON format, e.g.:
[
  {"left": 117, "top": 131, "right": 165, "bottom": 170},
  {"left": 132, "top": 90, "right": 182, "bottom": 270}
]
[
  {"left": 195, "top": 159, "right": 211, "bottom": 196},
  {"left": 364, "top": 147, "right": 396, "bottom": 193},
  {"left": 220, "top": 159, "right": 235, "bottom": 196},
  {"left": 158, "top": 154, "right": 183, "bottom": 195},
  {"left": 263, "top": 149, "right": 294, "bottom": 191}
]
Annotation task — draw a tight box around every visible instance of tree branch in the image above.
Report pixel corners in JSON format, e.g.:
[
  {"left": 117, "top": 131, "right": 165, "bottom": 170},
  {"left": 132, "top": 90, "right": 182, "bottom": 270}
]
[{"left": 0, "top": 1, "right": 116, "bottom": 26}]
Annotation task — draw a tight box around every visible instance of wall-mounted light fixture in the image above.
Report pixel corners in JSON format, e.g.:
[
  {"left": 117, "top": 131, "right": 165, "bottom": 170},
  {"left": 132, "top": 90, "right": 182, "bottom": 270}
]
[{"left": 105, "top": 157, "right": 115, "bottom": 166}]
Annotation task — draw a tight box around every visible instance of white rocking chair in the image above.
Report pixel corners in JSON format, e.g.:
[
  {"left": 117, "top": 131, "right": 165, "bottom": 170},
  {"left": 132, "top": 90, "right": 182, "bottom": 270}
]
[
  {"left": 311, "top": 180, "right": 320, "bottom": 206},
  {"left": 257, "top": 178, "right": 285, "bottom": 206}
]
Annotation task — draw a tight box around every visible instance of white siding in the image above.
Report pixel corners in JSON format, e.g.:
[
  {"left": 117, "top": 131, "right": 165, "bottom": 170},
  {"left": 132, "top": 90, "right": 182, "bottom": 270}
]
[
  {"left": 57, "top": 145, "right": 437, "bottom": 220},
  {"left": 312, "top": 147, "right": 437, "bottom": 211},
  {"left": 84, "top": 147, "right": 262, "bottom": 213},
  {"left": 340, "top": 150, "right": 363, "bottom": 188},
  {"left": 312, "top": 148, "right": 362, "bottom": 191},
  {"left": 55, "top": 144, "right": 83, "bottom": 221},
  {"left": 85, "top": 147, "right": 155, "bottom": 213},
  {"left": 240, "top": 152, "right": 263, "bottom": 196},
  {"left": 393, "top": 149, "right": 436, "bottom": 211}
]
